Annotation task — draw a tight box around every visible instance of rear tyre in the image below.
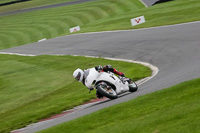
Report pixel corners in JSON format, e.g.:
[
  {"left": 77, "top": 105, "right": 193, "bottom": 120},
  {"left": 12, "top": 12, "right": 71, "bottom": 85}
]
[{"left": 96, "top": 84, "right": 118, "bottom": 99}]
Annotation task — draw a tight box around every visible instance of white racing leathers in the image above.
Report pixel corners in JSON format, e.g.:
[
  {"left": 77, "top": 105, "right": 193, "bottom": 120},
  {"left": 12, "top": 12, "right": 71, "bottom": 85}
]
[{"left": 84, "top": 68, "right": 136, "bottom": 98}]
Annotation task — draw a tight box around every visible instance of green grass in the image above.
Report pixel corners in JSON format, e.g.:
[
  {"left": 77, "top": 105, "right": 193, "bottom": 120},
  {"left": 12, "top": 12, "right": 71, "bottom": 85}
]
[
  {"left": 0, "top": 0, "right": 14, "bottom": 4},
  {"left": 0, "top": 0, "right": 199, "bottom": 50},
  {"left": 0, "top": 0, "right": 76, "bottom": 13},
  {"left": 0, "top": 0, "right": 199, "bottom": 132},
  {"left": 38, "top": 78, "right": 200, "bottom": 133},
  {"left": 0, "top": 54, "right": 151, "bottom": 133},
  {"left": 0, "top": 0, "right": 200, "bottom": 50},
  {"left": 0, "top": 0, "right": 143, "bottom": 50}
]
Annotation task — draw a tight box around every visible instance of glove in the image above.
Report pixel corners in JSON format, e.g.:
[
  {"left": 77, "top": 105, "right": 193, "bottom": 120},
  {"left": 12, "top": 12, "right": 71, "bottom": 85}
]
[{"left": 120, "top": 72, "right": 125, "bottom": 77}]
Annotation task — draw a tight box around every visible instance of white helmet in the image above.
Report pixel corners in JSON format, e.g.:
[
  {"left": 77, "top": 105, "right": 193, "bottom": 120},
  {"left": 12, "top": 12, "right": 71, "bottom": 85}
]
[{"left": 73, "top": 68, "right": 84, "bottom": 82}]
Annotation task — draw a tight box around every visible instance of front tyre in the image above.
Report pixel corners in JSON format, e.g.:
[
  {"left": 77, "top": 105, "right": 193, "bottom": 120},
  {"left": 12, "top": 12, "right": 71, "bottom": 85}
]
[
  {"left": 96, "top": 84, "right": 118, "bottom": 99},
  {"left": 129, "top": 81, "right": 138, "bottom": 92}
]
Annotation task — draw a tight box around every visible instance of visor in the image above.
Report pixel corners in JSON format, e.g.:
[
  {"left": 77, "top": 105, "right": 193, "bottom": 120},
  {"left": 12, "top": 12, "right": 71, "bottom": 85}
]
[{"left": 75, "top": 72, "right": 81, "bottom": 81}]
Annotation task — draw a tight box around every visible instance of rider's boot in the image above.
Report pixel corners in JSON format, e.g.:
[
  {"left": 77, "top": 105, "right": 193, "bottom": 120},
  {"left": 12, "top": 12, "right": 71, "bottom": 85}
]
[{"left": 113, "top": 68, "right": 125, "bottom": 77}]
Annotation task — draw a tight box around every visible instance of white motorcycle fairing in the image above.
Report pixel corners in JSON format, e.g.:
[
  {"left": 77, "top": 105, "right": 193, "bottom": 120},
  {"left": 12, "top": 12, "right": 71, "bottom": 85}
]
[{"left": 84, "top": 68, "right": 130, "bottom": 94}]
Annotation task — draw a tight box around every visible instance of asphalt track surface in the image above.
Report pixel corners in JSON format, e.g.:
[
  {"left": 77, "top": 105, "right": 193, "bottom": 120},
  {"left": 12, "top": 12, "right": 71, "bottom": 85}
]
[
  {"left": 1, "top": 21, "right": 200, "bottom": 132},
  {"left": 141, "top": 0, "right": 158, "bottom": 7}
]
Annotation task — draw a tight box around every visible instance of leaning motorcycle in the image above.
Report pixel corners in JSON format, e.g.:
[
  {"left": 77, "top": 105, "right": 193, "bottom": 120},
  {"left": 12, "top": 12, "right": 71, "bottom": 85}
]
[{"left": 85, "top": 68, "right": 138, "bottom": 99}]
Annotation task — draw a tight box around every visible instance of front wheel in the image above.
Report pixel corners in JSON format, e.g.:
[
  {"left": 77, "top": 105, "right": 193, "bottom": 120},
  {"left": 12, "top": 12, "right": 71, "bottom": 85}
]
[
  {"left": 96, "top": 84, "right": 118, "bottom": 99},
  {"left": 129, "top": 81, "right": 138, "bottom": 92}
]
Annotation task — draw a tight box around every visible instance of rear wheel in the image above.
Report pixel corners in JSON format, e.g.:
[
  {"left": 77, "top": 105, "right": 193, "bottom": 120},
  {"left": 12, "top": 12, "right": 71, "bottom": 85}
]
[{"left": 96, "top": 83, "right": 118, "bottom": 99}]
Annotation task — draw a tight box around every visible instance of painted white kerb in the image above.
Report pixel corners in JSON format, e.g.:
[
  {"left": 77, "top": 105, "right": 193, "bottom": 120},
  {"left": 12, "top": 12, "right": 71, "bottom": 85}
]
[
  {"left": 0, "top": 52, "right": 159, "bottom": 85},
  {"left": 83, "top": 55, "right": 159, "bottom": 86}
]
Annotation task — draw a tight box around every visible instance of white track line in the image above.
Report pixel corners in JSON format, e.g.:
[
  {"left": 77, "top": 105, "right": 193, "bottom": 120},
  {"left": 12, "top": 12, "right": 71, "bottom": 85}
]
[
  {"left": 80, "top": 55, "right": 159, "bottom": 85},
  {"left": 0, "top": 52, "right": 35, "bottom": 56},
  {"left": 0, "top": 52, "right": 159, "bottom": 85},
  {"left": 104, "top": 57, "right": 159, "bottom": 86},
  {"left": 139, "top": 0, "right": 148, "bottom": 7},
  {"left": 51, "top": 21, "right": 200, "bottom": 38}
]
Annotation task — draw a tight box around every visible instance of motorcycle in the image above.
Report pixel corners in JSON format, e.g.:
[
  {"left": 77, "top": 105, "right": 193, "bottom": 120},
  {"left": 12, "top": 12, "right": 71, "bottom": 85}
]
[{"left": 85, "top": 68, "right": 138, "bottom": 99}]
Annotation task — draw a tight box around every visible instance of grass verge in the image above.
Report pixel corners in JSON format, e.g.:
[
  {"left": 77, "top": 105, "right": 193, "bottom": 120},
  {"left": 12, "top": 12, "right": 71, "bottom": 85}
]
[
  {"left": 0, "top": 0, "right": 200, "bottom": 50},
  {"left": 0, "top": 0, "right": 76, "bottom": 13},
  {"left": 0, "top": 54, "right": 151, "bottom": 133},
  {"left": 0, "top": 0, "right": 144, "bottom": 50},
  {"left": 38, "top": 78, "right": 200, "bottom": 133}
]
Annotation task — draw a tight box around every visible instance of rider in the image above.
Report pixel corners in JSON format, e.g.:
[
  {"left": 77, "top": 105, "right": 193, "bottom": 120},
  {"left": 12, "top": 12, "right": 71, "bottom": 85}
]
[{"left": 73, "top": 65, "right": 125, "bottom": 98}]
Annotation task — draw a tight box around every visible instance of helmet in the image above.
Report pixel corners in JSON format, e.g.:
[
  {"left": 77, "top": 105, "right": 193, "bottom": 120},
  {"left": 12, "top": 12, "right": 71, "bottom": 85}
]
[{"left": 73, "top": 68, "right": 84, "bottom": 82}]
